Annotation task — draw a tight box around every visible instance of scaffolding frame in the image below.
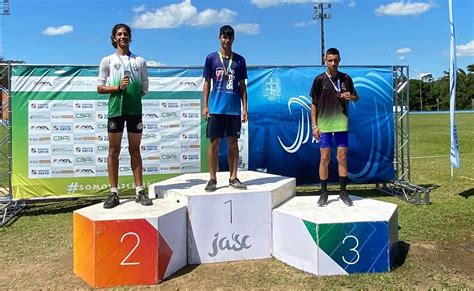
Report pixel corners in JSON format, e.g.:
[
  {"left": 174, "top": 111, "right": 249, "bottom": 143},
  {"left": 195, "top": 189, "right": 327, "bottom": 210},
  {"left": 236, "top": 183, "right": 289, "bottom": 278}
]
[
  {"left": 0, "top": 63, "right": 25, "bottom": 226},
  {"left": 376, "top": 65, "right": 430, "bottom": 205}
]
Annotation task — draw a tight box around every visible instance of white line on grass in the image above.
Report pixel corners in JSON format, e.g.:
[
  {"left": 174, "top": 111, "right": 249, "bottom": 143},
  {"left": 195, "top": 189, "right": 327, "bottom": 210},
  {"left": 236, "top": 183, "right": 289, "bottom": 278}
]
[{"left": 411, "top": 153, "right": 474, "bottom": 160}]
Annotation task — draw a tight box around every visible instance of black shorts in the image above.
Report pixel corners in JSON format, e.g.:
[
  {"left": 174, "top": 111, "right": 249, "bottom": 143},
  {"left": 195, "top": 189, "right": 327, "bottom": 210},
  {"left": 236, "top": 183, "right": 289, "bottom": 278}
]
[
  {"left": 206, "top": 114, "right": 241, "bottom": 139},
  {"left": 107, "top": 115, "right": 143, "bottom": 133}
]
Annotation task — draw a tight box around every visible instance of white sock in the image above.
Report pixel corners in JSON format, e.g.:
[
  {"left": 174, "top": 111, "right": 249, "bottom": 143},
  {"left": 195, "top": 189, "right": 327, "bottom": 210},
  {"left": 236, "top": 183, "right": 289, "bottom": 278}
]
[
  {"left": 111, "top": 187, "right": 119, "bottom": 194},
  {"left": 136, "top": 186, "right": 144, "bottom": 195}
]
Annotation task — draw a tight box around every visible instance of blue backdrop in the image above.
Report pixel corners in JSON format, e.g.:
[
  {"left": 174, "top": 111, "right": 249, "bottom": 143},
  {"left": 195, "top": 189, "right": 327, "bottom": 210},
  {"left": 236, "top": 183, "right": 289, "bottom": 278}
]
[{"left": 220, "top": 66, "right": 394, "bottom": 184}]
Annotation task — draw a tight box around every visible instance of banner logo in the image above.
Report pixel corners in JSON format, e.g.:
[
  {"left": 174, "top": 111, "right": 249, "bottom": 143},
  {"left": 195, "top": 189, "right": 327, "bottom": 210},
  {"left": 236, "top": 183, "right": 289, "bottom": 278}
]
[{"left": 277, "top": 96, "right": 312, "bottom": 153}]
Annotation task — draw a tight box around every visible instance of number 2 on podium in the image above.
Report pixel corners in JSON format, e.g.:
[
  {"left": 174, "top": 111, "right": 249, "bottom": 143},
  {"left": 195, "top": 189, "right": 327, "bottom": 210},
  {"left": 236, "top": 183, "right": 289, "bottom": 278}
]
[{"left": 120, "top": 232, "right": 141, "bottom": 266}]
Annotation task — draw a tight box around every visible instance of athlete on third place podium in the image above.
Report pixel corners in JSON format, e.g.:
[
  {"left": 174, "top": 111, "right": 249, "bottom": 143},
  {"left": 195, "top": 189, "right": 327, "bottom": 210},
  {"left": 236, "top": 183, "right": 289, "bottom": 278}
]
[
  {"left": 310, "top": 48, "right": 359, "bottom": 207},
  {"left": 202, "top": 25, "right": 249, "bottom": 192}
]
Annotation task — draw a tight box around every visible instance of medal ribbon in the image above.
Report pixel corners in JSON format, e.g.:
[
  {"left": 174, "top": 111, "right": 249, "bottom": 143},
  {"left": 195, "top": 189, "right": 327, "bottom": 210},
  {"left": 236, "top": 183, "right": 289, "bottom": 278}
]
[
  {"left": 325, "top": 71, "right": 341, "bottom": 93},
  {"left": 218, "top": 51, "right": 233, "bottom": 77}
]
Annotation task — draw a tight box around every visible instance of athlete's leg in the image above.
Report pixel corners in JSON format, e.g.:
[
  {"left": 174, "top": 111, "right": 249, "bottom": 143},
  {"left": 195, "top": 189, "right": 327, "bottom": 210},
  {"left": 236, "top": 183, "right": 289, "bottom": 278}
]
[
  {"left": 227, "top": 136, "right": 239, "bottom": 180},
  {"left": 128, "top": 132, "right": 143, "bottom": 188}
]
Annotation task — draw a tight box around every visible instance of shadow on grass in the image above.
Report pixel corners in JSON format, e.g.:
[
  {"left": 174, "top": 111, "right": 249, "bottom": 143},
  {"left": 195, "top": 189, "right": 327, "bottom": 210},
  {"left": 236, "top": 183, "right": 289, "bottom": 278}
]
[
  {"left": 393, "top": 241, "right": 410, "bottom": 270},
  {"left": 459, "top": 188, "right": 474, "bottom": 199},
  {"left": 297, "top": 188, "right": 388, "bottom": 198},
  {"left": 162, "top": 264, "right": 199, "bottom": 281},
  {"left": 21, "top": 198, "right": 104, "bottom": 217}
]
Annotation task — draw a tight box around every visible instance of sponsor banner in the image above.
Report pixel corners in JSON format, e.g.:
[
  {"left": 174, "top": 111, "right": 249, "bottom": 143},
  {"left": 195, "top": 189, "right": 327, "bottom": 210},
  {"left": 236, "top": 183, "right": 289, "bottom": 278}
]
[
  {"left": 12, "top": 76, "right": 204, "bottom": 92},
  {"left": 12, "top": 65, "right": 206, "bottom": 198}
]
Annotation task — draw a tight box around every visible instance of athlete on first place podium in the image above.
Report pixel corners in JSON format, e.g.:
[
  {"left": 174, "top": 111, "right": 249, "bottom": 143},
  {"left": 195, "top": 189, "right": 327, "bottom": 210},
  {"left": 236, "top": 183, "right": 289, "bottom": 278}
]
[{"left": 202, "top": 25, "right": 249, "bottom": 192}]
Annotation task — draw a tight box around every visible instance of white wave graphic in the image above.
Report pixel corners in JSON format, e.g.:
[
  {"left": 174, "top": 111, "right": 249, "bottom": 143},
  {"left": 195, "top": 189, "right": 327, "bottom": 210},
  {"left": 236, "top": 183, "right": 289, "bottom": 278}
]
[{"left": 277, "top": 96, "right": 312, "bottom": 153}]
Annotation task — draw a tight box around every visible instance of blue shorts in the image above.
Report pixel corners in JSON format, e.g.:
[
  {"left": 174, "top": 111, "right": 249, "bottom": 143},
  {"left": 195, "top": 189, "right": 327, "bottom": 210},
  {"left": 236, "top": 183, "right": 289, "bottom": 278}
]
[
  {"left": 319, "top": 131, "right": 348, "bottom": 148},
  {"left": 206, "top": 114, "right": 241, "bottom": 139}
]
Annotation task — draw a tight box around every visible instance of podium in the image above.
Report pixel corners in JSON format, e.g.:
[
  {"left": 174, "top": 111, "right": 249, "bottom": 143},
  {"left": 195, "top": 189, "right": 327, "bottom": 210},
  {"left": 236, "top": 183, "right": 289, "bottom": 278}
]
[
  {"left": 73, "top": 199, "right": 187, "bottom": 288},
  {"left": 149, "top": 171, "right": 295, "bottom": 264},
  {"left": 272, "top": 195, "right": 398, "bottom": 275}
]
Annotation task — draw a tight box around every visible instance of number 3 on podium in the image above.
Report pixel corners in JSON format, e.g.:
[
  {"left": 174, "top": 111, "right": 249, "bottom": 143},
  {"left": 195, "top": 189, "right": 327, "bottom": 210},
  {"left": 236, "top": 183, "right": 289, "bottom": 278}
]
[{"left": 342, "top": 235, "right": 360, "bottom": 265}]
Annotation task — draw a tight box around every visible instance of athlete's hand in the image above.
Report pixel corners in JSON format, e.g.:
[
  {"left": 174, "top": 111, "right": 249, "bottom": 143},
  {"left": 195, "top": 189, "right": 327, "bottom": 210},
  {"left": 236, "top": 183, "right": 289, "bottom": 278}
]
[
  {"left": 202, "top": 106, "right": 210, "bottom": 120},
  {"left": 242, "top": 110, "right": 248, "bottom": 123},
  {"left": 121, "top": 76, "right": 130, "bottom": 89},
  {"left": 341, "top": 91, "right": 352, "bottom": 101},
  {"left": 312, "top": 127, "right": 320, "bottom": 141}
]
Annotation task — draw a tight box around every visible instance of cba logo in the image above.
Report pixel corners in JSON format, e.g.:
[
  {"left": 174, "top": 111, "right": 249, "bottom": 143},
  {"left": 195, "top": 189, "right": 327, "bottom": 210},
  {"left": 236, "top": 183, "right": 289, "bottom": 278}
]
[
  {"left": 53, "top": 135, "right": 71, "bottom": 142},
  {"left": 75, "top": 113, "right": 93, "bottom": 119},
  {"left": 161, "top": 154, "right": 177, "bottom": 160},
  {"left": 161, "top": 112, "right": 178, "bottom": 118}
]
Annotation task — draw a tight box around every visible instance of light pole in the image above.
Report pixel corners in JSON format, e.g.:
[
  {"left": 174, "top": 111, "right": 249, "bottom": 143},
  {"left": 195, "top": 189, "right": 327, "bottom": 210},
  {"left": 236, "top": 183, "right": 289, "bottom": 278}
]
[
  {"left": 419, "top": 81, "right": 423, "bottom": 111},
  {"left": 313, "top": 1, "right": 332, "bottom": 65}
]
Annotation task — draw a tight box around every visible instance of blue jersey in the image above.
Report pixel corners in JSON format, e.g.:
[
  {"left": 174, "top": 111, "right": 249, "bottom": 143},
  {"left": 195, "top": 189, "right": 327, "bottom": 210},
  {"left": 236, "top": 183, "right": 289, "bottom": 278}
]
[{"left": 203, "top": 52, "right": 247, "bottom": 115}]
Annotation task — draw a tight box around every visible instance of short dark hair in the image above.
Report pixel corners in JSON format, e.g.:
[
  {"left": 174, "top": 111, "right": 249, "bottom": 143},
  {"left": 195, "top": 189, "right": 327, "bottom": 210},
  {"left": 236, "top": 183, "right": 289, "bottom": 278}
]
[
  {"left": 111, "top": 23, "right": 132, "bottom": 48},
  {"left": 326, "top": 47, "right": 340, "bottom": 57},
  {"left": 219, "top": 25, "right": 235, "bottom": 38}
]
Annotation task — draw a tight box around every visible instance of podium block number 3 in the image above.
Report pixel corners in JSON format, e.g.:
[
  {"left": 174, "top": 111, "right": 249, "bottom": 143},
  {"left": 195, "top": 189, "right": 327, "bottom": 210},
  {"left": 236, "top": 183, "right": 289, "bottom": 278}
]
[{"left": 342, "top": 235, "right": 360, "bottom": 265}]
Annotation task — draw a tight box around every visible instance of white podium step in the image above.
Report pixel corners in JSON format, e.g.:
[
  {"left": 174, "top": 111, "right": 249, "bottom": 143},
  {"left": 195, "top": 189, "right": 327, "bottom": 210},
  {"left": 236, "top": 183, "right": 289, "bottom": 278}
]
[
  {"left": 149, "top": 171, "right": 296, "bottom": 264},
  {"left": 273, "top": 195, "right": 398, "bottom": 276},
  {"left": 73, "top": 199, "right": 187, "bottom": 288}
]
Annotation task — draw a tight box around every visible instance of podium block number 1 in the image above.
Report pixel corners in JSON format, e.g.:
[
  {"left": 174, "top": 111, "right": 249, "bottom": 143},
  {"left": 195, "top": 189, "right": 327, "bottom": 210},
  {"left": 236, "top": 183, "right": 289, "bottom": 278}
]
[{"left": 224, "top": 200, "right": 233, "bottom": 224}]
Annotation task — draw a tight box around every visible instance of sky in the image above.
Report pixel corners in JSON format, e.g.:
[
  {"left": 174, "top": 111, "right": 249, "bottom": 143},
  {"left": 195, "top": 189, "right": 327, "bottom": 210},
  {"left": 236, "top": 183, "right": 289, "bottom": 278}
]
[{"left": 3, "top": 0, "right": 474, "bottom": 79}]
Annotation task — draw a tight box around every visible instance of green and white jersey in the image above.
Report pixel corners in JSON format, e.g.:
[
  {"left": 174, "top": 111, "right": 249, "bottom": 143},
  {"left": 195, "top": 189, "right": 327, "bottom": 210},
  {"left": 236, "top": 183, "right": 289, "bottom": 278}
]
[{"left": 98, "top": 52, "right": 149, "bottom": 118}]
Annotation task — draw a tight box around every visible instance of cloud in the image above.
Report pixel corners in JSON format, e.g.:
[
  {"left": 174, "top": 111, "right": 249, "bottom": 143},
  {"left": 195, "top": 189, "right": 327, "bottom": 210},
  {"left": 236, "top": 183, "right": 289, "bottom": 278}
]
[
  {"left": 375, "top": 1, "right": 434, "bottom": 16},
  {"left": 251, "top": 0, "right": 313, "bottom": 8},
  {"left": 147, "top": 60, "right": 166, "bottom": 67},
  {"left": 234, "top": 23, "right": 261, "bottom": 35},
  {"left": 42, "top": 25, "right": 73, "bottom": 36},
  {"left": 132, "top": 0, "right": 236, "bottom": 29},
  {"left": 456, "top": 40, "right": 474, "bottom": 57},
  {"left": 399, "top": 55, "right": 406, "bottom": 60},
  {"left": 396, "top": 47, "right": 412, "bottom": 54},
  {"left": 293, "top": 21, "right": 315, "bottom": 28},
  {"left": 348, "top": 0, "right": 356, "bottom": 7},
  {"left": 133, "top": 5, "right": 146, "bottom": 13}
]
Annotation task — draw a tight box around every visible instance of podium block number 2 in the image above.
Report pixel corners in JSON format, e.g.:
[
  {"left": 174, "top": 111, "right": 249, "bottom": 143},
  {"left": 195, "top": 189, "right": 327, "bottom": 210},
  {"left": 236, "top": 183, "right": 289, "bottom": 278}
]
[{"left": 120, "top": 232, "right": 141, "bottom": 266}]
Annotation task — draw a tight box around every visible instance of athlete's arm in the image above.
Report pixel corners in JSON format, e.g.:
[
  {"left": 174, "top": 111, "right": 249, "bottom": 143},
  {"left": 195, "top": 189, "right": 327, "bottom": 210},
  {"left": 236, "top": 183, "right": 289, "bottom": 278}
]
[
  {"left": 239, "top": 80, "right": 248, "bottom": 123},
  {"left": 202, "top": 78, "right": 211, "bottom": 120},
  {"left": 141, "top": 60, "right": 149, "bottom": 97}
]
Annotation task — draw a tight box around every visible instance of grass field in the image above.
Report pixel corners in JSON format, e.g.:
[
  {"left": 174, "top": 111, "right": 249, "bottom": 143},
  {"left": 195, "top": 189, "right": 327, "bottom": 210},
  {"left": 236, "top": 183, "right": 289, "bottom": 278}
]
[{"left": 0, "top": 113, "right": 473, "bottom": 289}]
